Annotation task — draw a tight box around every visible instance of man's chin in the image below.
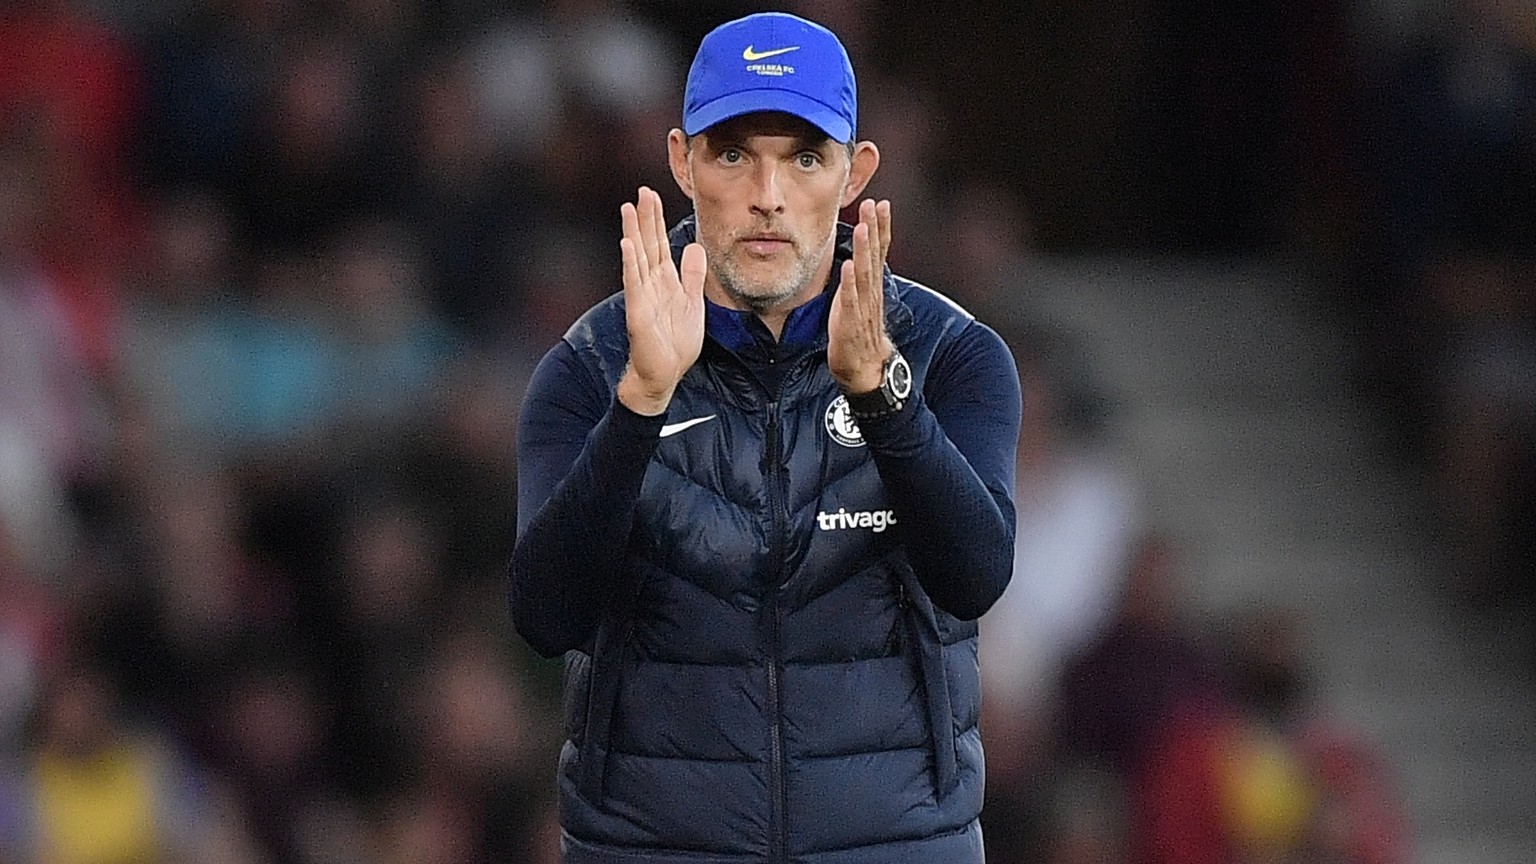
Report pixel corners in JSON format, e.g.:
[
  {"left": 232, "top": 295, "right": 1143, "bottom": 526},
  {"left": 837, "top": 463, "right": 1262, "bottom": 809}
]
[
  {"left": 731, "top": 286, "right": 800, "bottom": 315},
  {"left": 716, "top": 269, "right": 802, "bottom": 311}
]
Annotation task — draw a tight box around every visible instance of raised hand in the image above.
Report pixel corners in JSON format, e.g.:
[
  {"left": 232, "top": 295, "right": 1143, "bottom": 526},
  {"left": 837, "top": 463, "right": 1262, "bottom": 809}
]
[
  {"left": 828, "top": 198, "right": 893, "bottom": 394},
  {"left": 616, "top": 186, "right": 707, "bottom": 416}
]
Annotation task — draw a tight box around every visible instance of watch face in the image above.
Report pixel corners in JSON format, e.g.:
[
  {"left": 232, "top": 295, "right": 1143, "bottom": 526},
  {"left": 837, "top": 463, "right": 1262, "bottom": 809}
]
[{"left": 887, "top": 354, "right": 912, "bottom": 400}]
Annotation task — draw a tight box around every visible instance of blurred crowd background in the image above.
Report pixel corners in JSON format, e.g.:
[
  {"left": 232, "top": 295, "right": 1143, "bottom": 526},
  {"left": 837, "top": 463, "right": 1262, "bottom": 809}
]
[{"left": 1, "top": 0, "right": 1533, "bottom": 862}]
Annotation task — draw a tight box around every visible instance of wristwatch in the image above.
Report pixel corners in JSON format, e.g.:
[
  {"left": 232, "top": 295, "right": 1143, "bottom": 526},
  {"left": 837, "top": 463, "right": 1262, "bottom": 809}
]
[{"left": 845, "top": 349, "right": 912, "bottom": 420}]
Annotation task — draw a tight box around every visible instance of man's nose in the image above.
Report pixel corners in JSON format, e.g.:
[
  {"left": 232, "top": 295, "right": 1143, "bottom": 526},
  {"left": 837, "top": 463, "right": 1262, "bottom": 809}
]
[{"left": 749, "top": 162, "right": 786, "bottom": 214}]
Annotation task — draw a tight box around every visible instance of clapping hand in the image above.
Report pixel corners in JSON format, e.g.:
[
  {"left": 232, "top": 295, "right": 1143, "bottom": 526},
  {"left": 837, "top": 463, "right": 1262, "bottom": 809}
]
[
  {"left": 828, "top": 199, "right": 893, "bottom": 394},
  {"left": 616, "top": 187, "right": 707, "bottom": 416}
]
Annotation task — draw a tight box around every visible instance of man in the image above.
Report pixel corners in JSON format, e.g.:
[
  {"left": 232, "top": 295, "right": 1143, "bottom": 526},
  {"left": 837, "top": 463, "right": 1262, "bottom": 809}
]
[{"left": 510, "top": 12, "right": 1021, "bottom": 863}]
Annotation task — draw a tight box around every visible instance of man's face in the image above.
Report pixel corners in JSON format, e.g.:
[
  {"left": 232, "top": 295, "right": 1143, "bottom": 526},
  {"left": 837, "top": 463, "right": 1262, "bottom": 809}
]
[{"left": 671, "top": 112, "right": 855, "bottom": 314}]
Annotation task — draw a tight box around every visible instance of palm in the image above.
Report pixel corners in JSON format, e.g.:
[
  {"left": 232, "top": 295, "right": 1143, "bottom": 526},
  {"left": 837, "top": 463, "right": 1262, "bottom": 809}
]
[
  {"left": 620, "top": 187, "right": 706, "bottom": 409},
  {"left": 828, "top": 199, "right": 893, "bottom": 394}
]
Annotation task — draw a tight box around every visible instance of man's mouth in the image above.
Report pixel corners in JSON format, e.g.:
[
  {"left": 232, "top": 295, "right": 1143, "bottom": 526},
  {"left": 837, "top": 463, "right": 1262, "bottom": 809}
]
[{"left": 739, "top": 234, "right": 792, "bottom": 257}]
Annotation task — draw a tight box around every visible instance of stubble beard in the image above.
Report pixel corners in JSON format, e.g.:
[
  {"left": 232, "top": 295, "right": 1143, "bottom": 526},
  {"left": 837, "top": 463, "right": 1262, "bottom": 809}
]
[{"left": 708, "top": 225, "right": 830, "bottom": 316}]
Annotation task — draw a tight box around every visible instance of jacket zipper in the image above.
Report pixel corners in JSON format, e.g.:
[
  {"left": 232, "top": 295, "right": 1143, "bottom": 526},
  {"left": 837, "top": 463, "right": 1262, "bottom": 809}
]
[{"left": 762, "top": 398, "right": 789, "bottom": 863}]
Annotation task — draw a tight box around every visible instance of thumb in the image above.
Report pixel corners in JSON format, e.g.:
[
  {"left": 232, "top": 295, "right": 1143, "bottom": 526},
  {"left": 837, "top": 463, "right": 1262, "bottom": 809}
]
[{"left": 679, "top": 242, "right": 707, "bottom": 298}]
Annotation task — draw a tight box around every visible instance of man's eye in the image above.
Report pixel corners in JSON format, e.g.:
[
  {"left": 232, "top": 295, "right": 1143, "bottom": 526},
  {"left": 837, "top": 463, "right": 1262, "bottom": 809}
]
[
  {"left": 797, "top": 153, "right": 820, "bottom": 168},
  {"left": 720, "top": 148, "right": 743, "bottom": 163}
]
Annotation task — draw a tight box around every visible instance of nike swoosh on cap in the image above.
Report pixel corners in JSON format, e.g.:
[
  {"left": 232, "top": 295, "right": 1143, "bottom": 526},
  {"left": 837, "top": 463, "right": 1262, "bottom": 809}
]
[
  {"left": 742, "top": 45, "right": 800, "bottom": 61},
  {"left": 659, "top": 415, "right": 718, "bottom": 438}
]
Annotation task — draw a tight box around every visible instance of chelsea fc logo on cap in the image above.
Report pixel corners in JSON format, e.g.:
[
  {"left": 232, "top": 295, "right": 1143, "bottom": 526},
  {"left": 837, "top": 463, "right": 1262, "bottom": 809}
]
[{"left": 825, "top": 396, "right": 864, "bottom": 448}]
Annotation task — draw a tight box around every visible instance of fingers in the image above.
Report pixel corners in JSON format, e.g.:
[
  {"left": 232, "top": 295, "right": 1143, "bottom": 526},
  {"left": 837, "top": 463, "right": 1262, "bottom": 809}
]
[
  {"left": 836, "top": 199, "right": 892, "bottom": 330},
  {"left": 877, "top": 199, "right": 891, "bottom": 268},
  {"left": 621, "top": 200, "right": 647, "bottom": 275},
  {"left": 636, "top": 187, "right": 665, "bottom": 277},
  {"left": 861, "top": 203, "right": 878, "bottom": 300},
  {"left": 624, "top": 186, "right": 670, "bottom": 280},
  {"left": 647, "top": 188, "right": 671, "bottom": 272},
  {"left": 835, "top": 257, "right": 858, "bottom": 319},
  {"left": 855, "top": 206, "right": 880, "bottom": 338},
  {"left": 860, "top": 198, "right": 891, "bottom": 272},
  {"left": 828, "top": 256, "right": 856, "bottom": 362},
  {"left": 854, "top": 217, "right": 871, "bottom": 303},
  {"left": 679, "top": 242, "right": 707, "bottom": 299},
  {"left": 841, "top": 222, "right": 866, "bottom": 324},
  {"left": 620, "top": 236, "right": 642, "bottom": 300},
  {"left": 623, "top": 187, "right": 684, "bottom": 303}
]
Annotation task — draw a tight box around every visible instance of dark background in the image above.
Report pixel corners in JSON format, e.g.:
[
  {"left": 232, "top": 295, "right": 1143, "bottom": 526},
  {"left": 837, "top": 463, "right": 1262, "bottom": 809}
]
[{"left": 1, "top": 0, "right": 1532, "bottom": 861}]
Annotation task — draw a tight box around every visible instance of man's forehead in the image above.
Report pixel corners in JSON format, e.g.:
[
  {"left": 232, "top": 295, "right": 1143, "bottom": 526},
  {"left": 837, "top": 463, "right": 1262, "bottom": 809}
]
[{"left": 698, "top": 111, "right": 834, "bottom": 147}]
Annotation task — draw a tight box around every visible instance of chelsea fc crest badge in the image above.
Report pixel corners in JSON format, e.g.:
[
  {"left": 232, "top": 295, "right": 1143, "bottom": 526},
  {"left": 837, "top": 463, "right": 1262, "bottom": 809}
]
[{"left": 825, "top": 396, "right": 865, "bottom": 448}]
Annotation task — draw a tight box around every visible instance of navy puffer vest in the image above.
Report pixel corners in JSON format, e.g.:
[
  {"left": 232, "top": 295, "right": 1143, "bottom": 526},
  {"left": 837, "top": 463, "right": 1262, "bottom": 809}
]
[{"left": 558, "top": 222, "right": 986, "bottom": 864}]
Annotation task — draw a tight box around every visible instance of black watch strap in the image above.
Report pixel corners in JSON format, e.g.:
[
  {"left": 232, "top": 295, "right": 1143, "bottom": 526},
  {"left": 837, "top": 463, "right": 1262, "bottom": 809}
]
[
  {"left": 846, "top": 350, "right": 912, "bottom": 421},
  {"left": 845, "top": 386, "right": 901, "bottom": 420}
]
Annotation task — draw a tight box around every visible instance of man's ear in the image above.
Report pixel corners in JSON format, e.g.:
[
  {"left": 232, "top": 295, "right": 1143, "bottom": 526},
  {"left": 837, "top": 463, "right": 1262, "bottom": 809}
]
[
  {"left": 839, "top": 141, "right": 881, "bottom": 208},
  {"left": 667, "top": 129, "right": 694, "bottom": 200}
]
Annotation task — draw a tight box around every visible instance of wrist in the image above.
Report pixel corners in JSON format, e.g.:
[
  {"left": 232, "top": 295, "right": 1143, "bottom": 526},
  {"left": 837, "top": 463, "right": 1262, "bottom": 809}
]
[
  {"left": 835, "top": 344, "right": 893, "bottom": 395},
  {"left": 617, "top": 369, "right": 674, "bottom": 416},
  {"left": 843, "top": 349, "right": 912, "bottom": 421},
  {"left": 838, "top": 367, "right": 884, "bottom": 395}
]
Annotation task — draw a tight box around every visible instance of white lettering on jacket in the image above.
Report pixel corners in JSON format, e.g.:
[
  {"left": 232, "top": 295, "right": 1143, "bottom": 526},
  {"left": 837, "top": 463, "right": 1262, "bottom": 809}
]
[{"left": 815, "top": 507, "right": 898, "bottom": 533}]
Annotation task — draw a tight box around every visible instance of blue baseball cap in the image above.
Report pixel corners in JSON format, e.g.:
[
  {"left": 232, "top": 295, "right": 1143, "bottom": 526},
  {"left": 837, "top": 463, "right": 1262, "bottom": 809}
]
[{"left": 682, "top": 12, "right": 857, "bottom": 143}]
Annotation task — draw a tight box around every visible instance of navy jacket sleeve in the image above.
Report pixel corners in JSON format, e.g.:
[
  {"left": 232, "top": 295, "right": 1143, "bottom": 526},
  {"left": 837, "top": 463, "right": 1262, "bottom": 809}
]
[
  {"left": 509, "top": 340, "right": 662, "bottom": 657},
  {"left": 857, "top": 320, "right": 1020, "bottom": 620}
]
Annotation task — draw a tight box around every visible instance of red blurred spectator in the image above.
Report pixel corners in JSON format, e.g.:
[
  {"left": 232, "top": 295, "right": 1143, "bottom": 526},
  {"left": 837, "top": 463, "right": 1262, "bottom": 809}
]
[
  {"left": 1299, "top": 726, "right": 1412, "bottom": 864},
  {"left": 0, "top": 0, "right": 142, "bottom": 373},
  {"left": 1129, "top": 689, "right": 1242, "bottom": 864},
  {"left": 1129, "top": 609, "right": 1411, "bottom": 864}
]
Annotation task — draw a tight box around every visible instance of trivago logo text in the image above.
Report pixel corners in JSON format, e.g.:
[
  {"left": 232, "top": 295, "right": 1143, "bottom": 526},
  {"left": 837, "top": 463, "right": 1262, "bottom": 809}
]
[{"left": 816, "top": 508, "right": 898, "bottom": 533}]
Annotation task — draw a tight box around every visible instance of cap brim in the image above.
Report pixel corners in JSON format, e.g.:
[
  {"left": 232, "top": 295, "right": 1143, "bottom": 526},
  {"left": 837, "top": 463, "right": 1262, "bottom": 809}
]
[{"left": 684, "top": 88, "right": 852, "bottom": 143}]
